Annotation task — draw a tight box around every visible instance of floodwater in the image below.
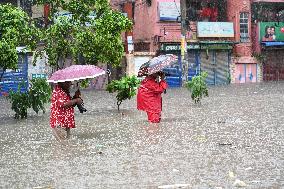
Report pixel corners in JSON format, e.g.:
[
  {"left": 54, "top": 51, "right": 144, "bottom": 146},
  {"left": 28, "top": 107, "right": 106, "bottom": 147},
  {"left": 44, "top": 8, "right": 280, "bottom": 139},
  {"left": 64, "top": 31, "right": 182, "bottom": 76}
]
[{"left": 0, "top": 82, "right": 283, "bottom": 189}]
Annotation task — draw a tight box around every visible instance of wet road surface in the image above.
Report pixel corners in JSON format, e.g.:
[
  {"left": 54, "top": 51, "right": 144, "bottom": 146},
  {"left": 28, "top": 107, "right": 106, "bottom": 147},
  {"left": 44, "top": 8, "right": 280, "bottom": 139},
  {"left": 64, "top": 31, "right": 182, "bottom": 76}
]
[{"left": 0, "top": 82, "right": 283, "bottom": 189}]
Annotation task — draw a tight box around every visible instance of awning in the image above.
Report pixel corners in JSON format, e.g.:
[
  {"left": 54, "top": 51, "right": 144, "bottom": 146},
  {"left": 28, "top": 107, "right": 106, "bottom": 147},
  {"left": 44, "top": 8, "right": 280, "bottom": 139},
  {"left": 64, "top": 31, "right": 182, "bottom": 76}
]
[
  {"left": 262, "top": 42, "right": 284, "bottom": 46},
  {"left": 253, "top": 0, "right": 284, "bottom": 2},
  {"left": 199, "top": 41, "right": 236, "bottom": 45},
  {"left": 199, "top": 41, "right": 236, "bottom": 50}
]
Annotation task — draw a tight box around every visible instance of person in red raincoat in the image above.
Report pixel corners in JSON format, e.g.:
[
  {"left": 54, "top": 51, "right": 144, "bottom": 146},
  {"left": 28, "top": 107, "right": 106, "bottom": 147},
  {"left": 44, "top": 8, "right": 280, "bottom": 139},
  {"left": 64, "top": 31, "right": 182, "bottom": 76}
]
[
  {"left": 137, "top": 72, "right": 168, "bottom": 123},
  {"left": 50, "top": 81, "right": 82, "bottom": 140}
]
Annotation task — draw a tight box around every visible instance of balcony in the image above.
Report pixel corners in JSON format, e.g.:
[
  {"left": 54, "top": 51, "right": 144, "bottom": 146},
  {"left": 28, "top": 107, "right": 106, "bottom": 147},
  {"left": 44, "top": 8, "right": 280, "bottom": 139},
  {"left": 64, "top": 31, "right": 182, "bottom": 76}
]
[
  {"left": 252, "top": 1, "right": 284, "bottom": 22},
  {"left": 186, "top": 0, "right": 228, "bottom": 22}
]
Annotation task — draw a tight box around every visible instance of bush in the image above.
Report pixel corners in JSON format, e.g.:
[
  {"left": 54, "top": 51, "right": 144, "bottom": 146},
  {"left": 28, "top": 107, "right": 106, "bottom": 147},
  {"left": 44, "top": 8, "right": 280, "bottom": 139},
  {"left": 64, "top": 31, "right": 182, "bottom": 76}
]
[
  {"left": 8, "top": 89, "right": 30, "bottom": 119},
  {"left": 7, "top": 78, "right": 51, "bottom": 119},
  {"left": 29, "top": 78, "right": 52, "bottom": 114},
  {"left": 186, "top": 71, "right": 209, "bottom": 104},
  {"left": 106, "top": 76, "right": 140, "bottom": 111}
]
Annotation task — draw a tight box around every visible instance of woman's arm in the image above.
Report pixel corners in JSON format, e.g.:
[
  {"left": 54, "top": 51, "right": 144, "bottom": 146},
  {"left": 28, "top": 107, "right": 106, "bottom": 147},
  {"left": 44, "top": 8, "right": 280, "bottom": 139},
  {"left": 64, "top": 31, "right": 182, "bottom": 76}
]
[
  {"left": 146, "top": 80, "right": 168, "bottom": 94},
  {"left": 62, "top": 98, "right": 82, "bottom": 108}
]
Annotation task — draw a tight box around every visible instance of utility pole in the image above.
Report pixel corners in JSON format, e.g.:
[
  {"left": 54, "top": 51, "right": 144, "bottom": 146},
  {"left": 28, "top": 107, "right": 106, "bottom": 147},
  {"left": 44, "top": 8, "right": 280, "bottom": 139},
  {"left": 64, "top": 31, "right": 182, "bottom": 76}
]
[
  {"left": 180, "top": 0, "right": 188, "bottom": 84},
  {"left": 123, "top": 2, "right": 135, "bottom": 76}
]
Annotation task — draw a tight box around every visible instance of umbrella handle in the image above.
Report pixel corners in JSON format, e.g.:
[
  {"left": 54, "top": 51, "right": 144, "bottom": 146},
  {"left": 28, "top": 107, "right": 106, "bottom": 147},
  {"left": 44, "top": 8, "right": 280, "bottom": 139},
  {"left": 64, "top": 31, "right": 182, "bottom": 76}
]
[{"left": 74, "top": 88, "right": 81, "bottom": 98}]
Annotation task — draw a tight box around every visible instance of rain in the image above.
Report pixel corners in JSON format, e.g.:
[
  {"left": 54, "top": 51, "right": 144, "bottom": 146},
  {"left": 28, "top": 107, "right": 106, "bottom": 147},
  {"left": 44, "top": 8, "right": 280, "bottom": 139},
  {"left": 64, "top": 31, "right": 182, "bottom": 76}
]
[{"left": 0, "top": 82, "right": 283, "bottom": 188}]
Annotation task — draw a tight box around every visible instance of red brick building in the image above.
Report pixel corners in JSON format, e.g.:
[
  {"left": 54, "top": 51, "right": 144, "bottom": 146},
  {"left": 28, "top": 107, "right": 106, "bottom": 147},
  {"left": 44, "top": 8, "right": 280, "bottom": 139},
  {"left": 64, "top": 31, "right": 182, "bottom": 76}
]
[{"left": 129, "top": 0, "right": 284, "bottom": 85}]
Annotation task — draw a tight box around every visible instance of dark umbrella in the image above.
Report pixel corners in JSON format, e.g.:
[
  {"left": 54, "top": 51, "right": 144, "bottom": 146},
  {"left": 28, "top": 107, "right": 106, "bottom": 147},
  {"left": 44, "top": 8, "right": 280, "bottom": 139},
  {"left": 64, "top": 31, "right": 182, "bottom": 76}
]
[{"left": 138, "top": 54, "right": 178, "bottom": 77}]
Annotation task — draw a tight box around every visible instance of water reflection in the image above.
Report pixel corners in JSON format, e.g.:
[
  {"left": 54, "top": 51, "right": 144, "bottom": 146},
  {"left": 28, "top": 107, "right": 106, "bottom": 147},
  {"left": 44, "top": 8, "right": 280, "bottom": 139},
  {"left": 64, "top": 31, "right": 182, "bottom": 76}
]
[{"left": 1, "top": 84, "right": 284, "bottom": 188}]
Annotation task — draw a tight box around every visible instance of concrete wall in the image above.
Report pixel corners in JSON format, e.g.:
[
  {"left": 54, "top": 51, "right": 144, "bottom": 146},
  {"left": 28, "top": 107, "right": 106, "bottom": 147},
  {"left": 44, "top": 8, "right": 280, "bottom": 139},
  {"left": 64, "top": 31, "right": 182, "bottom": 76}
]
[{"left": 133, "top": 0, "right": 184, "bottom": 52}]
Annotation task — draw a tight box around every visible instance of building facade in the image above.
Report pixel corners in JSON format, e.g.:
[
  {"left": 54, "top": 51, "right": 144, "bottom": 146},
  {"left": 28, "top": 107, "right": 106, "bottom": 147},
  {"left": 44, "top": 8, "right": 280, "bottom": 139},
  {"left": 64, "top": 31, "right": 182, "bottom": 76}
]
[
  {"left": 251, "top": 0, "right": 284, "bottom": 81},
  {"left": 131, "top": 0, "right": 284, "bottom": 86}
]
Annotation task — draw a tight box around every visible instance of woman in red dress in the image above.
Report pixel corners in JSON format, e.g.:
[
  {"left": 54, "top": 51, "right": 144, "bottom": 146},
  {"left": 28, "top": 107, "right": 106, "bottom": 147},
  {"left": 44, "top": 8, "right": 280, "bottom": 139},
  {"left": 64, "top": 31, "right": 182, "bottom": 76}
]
[
  {"left": 50, "top": 81, "right": 82, "bottom": 140},
  {"left": 137, "top": 72, "right": 168, "bottom": 123}
]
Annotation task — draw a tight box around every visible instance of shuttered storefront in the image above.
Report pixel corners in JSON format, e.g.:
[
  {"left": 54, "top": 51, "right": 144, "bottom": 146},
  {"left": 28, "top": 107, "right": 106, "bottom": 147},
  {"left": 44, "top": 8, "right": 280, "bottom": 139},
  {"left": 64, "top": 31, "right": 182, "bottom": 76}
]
[
  {"left": 160, "top": 43, "right": 232, "bottom": 86},
  {"left": 200, "top": 51, "right": 215, "bottom": 85},
  {"left": 200, "top": 50, "right": 230, "bottom": 85},
  {"left": 216, "top": 51, "right": 230, "bottom": 84},
  {"left": 263, "top": 49, "right": 284, "bottom": 81},
  {"left": 187, "top": 51, "right": 200, "bottom": 81}
]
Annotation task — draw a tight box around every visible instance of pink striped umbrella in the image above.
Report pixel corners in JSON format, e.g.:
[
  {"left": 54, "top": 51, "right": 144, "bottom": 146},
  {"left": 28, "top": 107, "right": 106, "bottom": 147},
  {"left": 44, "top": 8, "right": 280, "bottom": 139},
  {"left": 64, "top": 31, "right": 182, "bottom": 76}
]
[
  {"left": 138, "top": 54, "right": 178, "bottom": 77},
  {"left": 47, "top": 65, "right": 106, "bottom": 83}
]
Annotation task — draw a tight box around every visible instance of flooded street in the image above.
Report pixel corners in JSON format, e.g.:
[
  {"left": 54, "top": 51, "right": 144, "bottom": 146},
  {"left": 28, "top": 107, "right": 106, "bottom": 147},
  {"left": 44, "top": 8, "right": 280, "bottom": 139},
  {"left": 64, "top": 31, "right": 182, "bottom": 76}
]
[{"left": 0, "top": 83, "right": 283, "bottom": 189}]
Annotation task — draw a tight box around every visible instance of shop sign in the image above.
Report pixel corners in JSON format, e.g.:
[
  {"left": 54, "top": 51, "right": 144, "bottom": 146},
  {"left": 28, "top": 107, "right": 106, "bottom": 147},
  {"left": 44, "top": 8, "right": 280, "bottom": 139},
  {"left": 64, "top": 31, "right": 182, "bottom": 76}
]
[
  {"left": 200, "top": 44, "right": 233, "bottom": 50},
  {"left": 159, "top": 1, "right": 180, "bottom": 21},
  {"left": 160, "top": 44, "right": 200, "bottom": 51},
  {"left": 197, "top": 22, "right": 234, "bottom": 37},
  {"left": 259, "top": 22, "right": 284, "bottom": 42}
]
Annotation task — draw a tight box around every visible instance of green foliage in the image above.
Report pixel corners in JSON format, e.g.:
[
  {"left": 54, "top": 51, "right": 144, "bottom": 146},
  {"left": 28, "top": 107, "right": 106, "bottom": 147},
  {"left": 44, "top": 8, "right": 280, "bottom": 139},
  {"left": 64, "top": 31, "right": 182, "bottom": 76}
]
[
  {"left": 33, "top": 0, "right": 133, "bottom": 68},
  {"left": 29, "top": 78, "right": 52, "bottom": 114},
  {"left": 7, "top": 84, "right": 30, "bottom": 119},
  {"left": 0, "top": 39, "right": 18, "bottom": 80},
  {"left": 106, "top": 76, "right": 140, "bottom": 111},
  {"left": 80, "top": 79, "right": 90, "bottom": 88},
  {"left": 186, "top": 72, "right": 209, "bottom": 104},
  {"left": 7, "top": 78, "right": 51, "bottom": 119},
  {"left": 0, "top": 4, "right": 40, "bottom": 81}
]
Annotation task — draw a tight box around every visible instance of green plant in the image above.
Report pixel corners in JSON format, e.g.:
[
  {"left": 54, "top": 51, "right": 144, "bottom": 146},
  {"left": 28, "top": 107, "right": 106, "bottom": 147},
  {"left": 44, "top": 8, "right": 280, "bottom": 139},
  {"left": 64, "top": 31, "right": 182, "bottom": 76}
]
[
  {"left": 0, "top": 4, "right": 40, "bottom": 82},
  {"left": 29, "top": 78, "right": 52, "bottom": 114},
  {"left": 7, "top": 84, "right": 30, "bottom": 119},
  {"left": 186, "top": 71, "right": 209, "bottom": 104},
  {"left": 106, "top": 76, "right": 140, "bottom": 111},
  {"left": 7, "top": 78, "right": 51, "bottom": 119},
  {"left": 80, "top": 79, "right": 90, "bottom": 88}
]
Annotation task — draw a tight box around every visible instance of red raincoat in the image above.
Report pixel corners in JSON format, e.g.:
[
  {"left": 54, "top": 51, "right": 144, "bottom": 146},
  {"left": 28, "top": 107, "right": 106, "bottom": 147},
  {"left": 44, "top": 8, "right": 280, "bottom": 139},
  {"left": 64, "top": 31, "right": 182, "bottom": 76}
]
[
  {"left": 50, "top": 85, "right": 75, "bottom": 128},
  {"left": 137, "top": 76, "right": 168, "bottom": 114}
]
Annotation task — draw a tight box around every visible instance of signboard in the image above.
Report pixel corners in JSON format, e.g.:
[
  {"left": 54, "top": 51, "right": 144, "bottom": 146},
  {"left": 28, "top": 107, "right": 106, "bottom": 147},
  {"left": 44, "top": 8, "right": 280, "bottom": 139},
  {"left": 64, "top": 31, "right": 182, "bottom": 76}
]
[
  {"left": 160, "top": 43, "right": 200, "bottom": 51},
  {"left": 197, "top": 22, "right": 234, "bottom": 38},
  {"left": 127, "top": 36, "right": 134, "bottom": 52},
  {"left": 259, "top": 22, "right": 284, "bottom": 42},
  {"left": 159, "top": 1, "right": 180, "bottom": 21},
  {"left": 29, "top": 54, "right": 49, "bottom": 79},
  {"left": 54, "top": 11, "right": 96, "bottom": 26}
]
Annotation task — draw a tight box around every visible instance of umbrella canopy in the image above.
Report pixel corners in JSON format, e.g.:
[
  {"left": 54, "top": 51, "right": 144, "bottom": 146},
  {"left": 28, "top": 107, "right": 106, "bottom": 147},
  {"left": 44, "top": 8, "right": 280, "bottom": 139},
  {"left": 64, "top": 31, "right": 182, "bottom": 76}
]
[
  {"left": 47, "top": 65, "right": 106, "bottom": 83},
  {"left": 138, "top": 54, "right": 177, "bottom": 77}
]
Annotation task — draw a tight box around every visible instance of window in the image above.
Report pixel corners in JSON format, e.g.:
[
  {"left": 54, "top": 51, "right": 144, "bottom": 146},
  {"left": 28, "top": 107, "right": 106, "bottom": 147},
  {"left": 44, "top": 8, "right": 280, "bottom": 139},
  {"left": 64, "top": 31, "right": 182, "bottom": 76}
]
[{"left": 240, "top": 12, "right": 249, "bottom": 42}]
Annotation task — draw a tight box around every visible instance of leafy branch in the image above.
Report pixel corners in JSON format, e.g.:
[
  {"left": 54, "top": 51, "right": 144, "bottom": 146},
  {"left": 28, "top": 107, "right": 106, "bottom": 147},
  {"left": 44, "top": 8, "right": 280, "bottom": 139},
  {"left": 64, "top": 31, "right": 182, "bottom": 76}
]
[
  {"left": 186, "top": 72, "right": 209, "bottom": 104},
  {"left": 0, "top": 4, "right": 40, "bottom": 82},
  {"left": 106, "top": 76, "right": 140, "bottom": 111},
  {"left": 33, "top": 0, "right": 133, "bottom": 69}
]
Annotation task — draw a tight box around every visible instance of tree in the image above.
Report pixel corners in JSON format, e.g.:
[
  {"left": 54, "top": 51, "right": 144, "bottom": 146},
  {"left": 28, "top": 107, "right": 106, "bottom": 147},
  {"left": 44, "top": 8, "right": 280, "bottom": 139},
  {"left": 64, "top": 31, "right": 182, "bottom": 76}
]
[
  {"left": 0, "top": 4, "right": 40, "bottom": 82},
  {"left": 32, "top": 0, "right": 133, "bottom": 69}
]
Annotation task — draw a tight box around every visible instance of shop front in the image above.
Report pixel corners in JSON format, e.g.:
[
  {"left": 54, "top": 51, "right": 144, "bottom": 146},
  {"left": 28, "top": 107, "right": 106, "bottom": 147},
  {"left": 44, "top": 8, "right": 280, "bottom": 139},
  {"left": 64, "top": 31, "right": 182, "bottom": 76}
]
[
  {"left": 262, "top": 43, "right": 284, "bottom": 81},
  {"left": 199, "top": 42, "right": 233, "bottom": 85},
  {"left": 159, "top": 43, "right": 200, "bottom": 87},
  {"left": 159, "top": 41, "right": 233, "bottom": 86},
  {"left": 258, "top": 22, "right": 284, "bottom": 81}
]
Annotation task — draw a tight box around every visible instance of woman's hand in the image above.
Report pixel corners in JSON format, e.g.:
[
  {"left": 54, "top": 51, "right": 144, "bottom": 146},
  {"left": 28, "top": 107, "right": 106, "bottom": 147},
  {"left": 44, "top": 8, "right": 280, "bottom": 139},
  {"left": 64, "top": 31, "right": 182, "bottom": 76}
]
[
  {"left": 74, "top": 89, "right": 81, "bottom": 98},
  {"left": 75, "top": 98, "right": 83, "bottom": 105},
  {"left": 160, "top": 72, "right": 166, "bottom": 80},
  {"left": 62, "top": 97, "right": 83, "bottom": 108}
]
